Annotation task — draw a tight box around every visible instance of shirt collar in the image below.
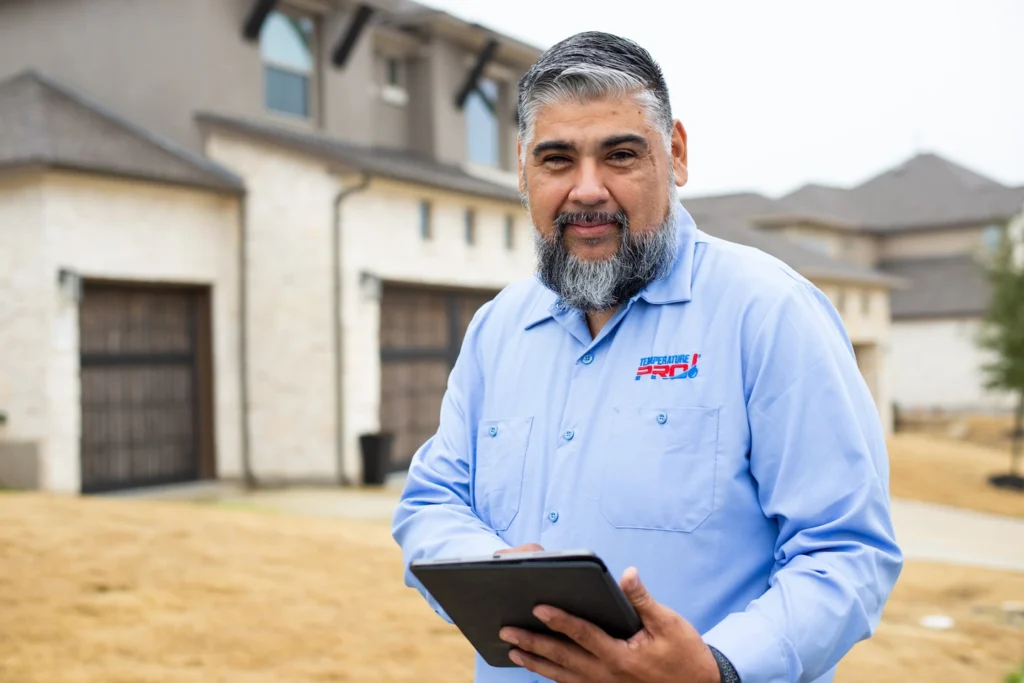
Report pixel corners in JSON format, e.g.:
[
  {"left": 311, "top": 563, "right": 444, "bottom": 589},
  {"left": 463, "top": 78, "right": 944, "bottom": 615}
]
[{"left": 523, "top": 207, "right": 699, "bottom": 330}]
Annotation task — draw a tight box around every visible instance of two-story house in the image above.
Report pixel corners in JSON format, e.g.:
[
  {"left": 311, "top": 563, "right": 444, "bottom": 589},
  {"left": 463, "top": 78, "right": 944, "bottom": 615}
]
[
  {"left": 684, "top": 152, "right": 1024, "bottom": 417},
  {"left": 0, "top": 0, "right": 543, "bottom": 494},
  {"left": 0, "top": 0, "right": 907, "bottom": 495}
]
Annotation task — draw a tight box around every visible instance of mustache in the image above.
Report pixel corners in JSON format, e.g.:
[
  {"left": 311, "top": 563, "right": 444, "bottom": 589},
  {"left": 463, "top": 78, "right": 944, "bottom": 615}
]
[{"left": 554, "top": 211, "right": 629, "bottom": 234}]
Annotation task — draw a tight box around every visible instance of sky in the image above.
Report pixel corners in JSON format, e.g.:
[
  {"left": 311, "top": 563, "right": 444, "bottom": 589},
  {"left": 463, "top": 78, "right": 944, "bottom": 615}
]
[{"left": 416, "top": 0, "right": 1024, "bottom": 199}]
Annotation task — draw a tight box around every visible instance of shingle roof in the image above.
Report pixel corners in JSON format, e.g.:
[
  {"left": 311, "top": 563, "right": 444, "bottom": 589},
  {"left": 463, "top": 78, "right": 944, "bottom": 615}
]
[
  {"left": 0, "top": 70, "right": 243, "bottom": 194},
  {"left": 754, "top": 154, "right": 1024, "bottom": 232},
  {"left": 879, "top": 255, "right": 992, "bottom": 319},
  {"left": 196, "top": 112, "right": 522, "bottom": 204},
  {"left": 682, "top": 200, "right": 902, "bottom": 287}
]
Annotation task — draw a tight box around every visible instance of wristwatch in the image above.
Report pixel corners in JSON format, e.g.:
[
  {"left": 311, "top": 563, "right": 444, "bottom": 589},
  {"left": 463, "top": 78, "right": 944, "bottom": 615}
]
[{"left": 709, "top": 645, "right": 741, "bottom": 683}]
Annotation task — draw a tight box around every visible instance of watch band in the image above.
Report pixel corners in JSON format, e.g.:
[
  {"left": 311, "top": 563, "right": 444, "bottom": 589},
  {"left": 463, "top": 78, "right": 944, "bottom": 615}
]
[{"left": 709, "top": 645, "right": 741, "bottom": 683}]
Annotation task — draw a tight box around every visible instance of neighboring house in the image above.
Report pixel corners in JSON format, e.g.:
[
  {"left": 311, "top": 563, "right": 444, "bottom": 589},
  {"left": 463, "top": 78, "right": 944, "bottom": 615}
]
[
  {"left": 0, "top": 0, "right": 539, "bottom": 494},
  {"left": 684, "top": 153, "right": 1024, "bottom": 416}
]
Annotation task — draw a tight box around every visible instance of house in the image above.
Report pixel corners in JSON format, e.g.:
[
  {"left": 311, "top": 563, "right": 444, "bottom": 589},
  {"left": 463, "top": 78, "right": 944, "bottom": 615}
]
[
  {"left": 0, "top": 0, "right": 539, "bottom": 493},
  {"left": 684, "top": 153, "right": 1024, "bottom": 416},
  {"left": 0, "top": 0, "right": 905, "bottom": 495}
]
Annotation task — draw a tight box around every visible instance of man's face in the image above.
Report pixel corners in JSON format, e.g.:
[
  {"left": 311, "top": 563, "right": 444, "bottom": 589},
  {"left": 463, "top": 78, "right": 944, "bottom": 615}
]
[{"left": 518, "top": 95, "right": 689, "bottom": 262}]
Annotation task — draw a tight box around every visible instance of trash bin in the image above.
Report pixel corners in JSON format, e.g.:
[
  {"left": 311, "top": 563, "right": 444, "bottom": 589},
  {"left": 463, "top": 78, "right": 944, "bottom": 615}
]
[{"left": 359, "top": 432, "right": 393, "bottom": 486}]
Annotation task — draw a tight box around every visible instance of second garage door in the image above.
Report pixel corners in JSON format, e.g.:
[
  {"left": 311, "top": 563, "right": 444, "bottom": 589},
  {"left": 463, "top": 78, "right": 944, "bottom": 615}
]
[{"left": 379, "top": 284, "right": 498, "bottom": 472}]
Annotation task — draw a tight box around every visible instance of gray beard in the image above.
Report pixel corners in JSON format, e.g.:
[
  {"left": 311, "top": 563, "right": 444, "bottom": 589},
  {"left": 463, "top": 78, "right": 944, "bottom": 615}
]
[{"left": 533, "top": 200, "right": 681, "bottom": 313}]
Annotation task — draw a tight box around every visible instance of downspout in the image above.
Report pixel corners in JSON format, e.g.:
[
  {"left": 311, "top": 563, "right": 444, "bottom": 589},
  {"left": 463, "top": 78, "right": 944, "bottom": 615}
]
[
  {"left": 238, "top": 193, "right": 256, "bottom": 489},
  {"left": 333, "top": 172, "right": 372, "bottom": 486}
]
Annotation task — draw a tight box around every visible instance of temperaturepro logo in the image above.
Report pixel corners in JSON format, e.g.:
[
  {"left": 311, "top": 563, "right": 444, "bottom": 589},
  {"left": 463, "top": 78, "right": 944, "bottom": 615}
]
[{"left": 635, "top": 353, "right": 700, "bottom": 380}]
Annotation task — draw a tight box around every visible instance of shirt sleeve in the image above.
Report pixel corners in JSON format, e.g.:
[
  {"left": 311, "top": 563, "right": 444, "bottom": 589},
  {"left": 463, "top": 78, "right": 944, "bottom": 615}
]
[
  {"left": 702, "top": 279, "right": 904, "bottom": 683},
  {"left": 391, "top": 302, "right": 512, "bottom": 622}
]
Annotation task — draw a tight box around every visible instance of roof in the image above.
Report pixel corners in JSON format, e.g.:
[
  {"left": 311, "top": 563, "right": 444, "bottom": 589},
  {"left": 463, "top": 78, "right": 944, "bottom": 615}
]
[
  {"left": 196, "top": 112, "right": 522, "bottom": 204},
  {"left": 850, "top": 154, "right": 1024, "bottom": 232},
  {"left": 879, "top": 255, "right": 992, "bottom": 319},
  {"left": 0, "top": 70, "right": 244, "bottom": 194},
  {"left": 685, "top": 209, "right": 902, "bottom": 287}
]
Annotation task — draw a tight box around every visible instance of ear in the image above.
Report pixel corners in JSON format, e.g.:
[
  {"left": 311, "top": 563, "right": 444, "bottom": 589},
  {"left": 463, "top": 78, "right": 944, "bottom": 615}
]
[
  {"left": 516, "top": 137, "right": 526, "bottom": 194},
  {"left": 670, "top": 120, "right": 688, "bottom": 187}
]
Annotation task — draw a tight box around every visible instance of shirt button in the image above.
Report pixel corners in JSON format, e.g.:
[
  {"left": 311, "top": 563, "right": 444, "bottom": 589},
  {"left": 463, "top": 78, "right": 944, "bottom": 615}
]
[
  {"left": 564, "top": 430, "right": 574, "bottom": 441},
  {"left": 548, "top": 511, "right": 559, "bottom": 523},
  {"left": 656, "top": 412, "right": 668, "bottom": 425},
  {"left": 581, "top": 353, "right": 594, "bottom": 365},
  {"left": 488, "top": 425, "right": 498, "bottom": 437}
]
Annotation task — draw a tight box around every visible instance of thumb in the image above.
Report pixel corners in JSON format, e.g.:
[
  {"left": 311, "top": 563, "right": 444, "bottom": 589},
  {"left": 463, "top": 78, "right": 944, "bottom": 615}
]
[{"left": 620, "top": 566, "right": 663, "bottom": 628}]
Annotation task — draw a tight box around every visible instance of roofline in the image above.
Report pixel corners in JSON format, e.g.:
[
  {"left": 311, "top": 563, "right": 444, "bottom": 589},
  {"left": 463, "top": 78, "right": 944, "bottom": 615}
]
[
  {"left": 0, "top": 159, "right": 246, "bottom": 197},
  {"left": 196, "top": 112, "right": 523, "bottom": 204},
  {"left": 387, "top": 9, "right": 543, "bottom": 66},
  {"left": 798, "top": 267, "right": 905, "bottom": 289},
  {"left": 891, "top": 309, "right": 987, "bottom": 321},
  {"left": 7, "top": 69, "right": 245, "bottom": 191},
  {"left": 752, "top": 212, "right": 862, "bottom": 231}
]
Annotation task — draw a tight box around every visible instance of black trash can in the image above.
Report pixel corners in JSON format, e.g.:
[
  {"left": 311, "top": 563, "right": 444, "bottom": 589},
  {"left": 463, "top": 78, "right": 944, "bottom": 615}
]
[{"left": 359, "top": 432, "right": 393, "bottom": 486}]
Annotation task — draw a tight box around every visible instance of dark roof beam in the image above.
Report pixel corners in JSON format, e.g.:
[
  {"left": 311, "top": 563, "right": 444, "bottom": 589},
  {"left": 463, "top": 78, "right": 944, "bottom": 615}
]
[
  {"left": 331, "top": 5, "right": 375, "bottom": 68},
  {"left": 454, "top": 39, "right": 499, "bottom": 110},
  {"left": 242, "top": 0, "right": 278, "bottom": 41}
]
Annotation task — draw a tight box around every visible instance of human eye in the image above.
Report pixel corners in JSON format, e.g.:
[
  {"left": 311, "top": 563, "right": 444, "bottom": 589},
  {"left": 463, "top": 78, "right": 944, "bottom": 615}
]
[
  {"left": 542, "top": 155, "right": 573, "bottom": 168},
  {"left": 608, "top": 149, "right": 638, "bottom": 164}
]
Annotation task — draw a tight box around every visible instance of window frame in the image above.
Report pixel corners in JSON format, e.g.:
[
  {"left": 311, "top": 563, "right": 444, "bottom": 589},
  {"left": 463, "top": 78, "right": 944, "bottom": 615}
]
[{"left": 259, "top": 8, "right": 320, "bottom": 122}]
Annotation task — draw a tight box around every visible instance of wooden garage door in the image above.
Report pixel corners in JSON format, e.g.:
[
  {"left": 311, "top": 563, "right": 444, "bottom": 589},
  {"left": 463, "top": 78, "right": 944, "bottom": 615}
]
[
  {"left": 79, "top": 283, "right": 213, "bottom": 493},
  {"left": 380, "top": 285, "right": 497, "bottom": 472}
]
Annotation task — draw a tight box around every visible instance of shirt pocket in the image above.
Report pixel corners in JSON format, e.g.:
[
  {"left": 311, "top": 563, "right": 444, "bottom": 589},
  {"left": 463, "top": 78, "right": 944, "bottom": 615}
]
[
  {"left": 599, "top": 405, "right": 720, "bottom": 533},
  {"left": 473, "top": 415, "right": 534, "bottom": 532}
]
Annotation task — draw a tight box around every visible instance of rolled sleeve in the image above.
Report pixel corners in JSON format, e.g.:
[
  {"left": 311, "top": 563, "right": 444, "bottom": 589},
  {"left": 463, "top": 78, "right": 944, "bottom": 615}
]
[
  {"left": 705, "top": 279, "right": 904, "bottom": 682},
  {"left": 703, "top": 610, "right": 792, "bottom": 683}
]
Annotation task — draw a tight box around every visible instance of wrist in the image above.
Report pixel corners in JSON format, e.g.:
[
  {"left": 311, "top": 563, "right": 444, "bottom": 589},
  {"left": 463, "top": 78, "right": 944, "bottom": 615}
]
[{"left": 707, "top": 644, "right": 740, "bottom": 683}]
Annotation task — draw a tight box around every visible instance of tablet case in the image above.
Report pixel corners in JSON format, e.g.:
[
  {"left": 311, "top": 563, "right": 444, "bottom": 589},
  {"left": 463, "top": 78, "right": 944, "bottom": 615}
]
[{"left": 410, "top": 550, "right": 643, "bottom": 668}]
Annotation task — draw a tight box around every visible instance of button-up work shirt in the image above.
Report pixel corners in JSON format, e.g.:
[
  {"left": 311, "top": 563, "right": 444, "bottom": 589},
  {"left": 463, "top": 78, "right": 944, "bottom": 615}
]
[{"left": 392, "top": 208, "right": 903, "bottom": 683}]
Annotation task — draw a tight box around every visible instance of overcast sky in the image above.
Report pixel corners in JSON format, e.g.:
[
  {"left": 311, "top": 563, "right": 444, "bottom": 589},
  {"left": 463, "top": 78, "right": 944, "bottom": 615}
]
[{"left": 417, "top": 0, "right": 1024, "bottom": 199}]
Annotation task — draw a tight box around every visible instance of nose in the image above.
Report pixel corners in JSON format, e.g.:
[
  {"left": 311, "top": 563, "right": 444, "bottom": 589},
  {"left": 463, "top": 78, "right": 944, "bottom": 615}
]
[{"left": 567, "top": 157, "right": 610, "bottom": 207}]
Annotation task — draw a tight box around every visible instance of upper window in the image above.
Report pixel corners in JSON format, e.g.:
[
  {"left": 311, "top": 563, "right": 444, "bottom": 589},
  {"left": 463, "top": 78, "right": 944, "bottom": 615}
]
[
  {"left": 983, "top": 224, "right": 1004, "bottom": 254},
  {"left": 504, "top": 215, "right": 515, "bottom": 250},
  {"left": 465, "top": 77, "right": 500, "bottom": 167},
  {"left": 465, "top": 209, "right": 476, "bottom": 245},
  {"left": 260, "top": 11, "right": 315, "bottom": 118},
  {"left": 419, "top": 201, "right": 432, "bottom": 240}
]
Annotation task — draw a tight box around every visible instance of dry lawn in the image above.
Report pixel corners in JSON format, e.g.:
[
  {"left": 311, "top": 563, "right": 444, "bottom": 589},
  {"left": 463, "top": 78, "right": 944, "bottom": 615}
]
[
  {"left": 888, "top": 433, "right": 1024, "bottom": 518},
  {"left": 2, "top": 493, "right": 1023, "bottom": 683}
]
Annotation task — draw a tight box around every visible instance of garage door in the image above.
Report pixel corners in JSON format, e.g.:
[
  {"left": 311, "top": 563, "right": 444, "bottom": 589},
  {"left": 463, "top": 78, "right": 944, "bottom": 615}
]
[
  {"left": 379, "top": 285, "right": 497, "bottom": 472},
  {"left": 79, "top": 283, "right": 213, "bottom": 493}
]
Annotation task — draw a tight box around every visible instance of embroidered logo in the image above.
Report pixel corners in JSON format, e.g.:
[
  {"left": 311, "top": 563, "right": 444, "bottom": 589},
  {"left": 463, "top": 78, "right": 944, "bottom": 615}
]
[{"left": 635, "top": 353, "right": 700, "bottom": 380}]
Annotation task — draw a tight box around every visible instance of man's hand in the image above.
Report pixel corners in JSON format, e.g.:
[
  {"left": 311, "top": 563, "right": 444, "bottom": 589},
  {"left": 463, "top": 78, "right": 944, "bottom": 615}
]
[
  {"left": 494, "top": 543, "right": 544, "bottom": 555},
  {"left": 498, "top": 566, "right": 721, "bottom": 683}
]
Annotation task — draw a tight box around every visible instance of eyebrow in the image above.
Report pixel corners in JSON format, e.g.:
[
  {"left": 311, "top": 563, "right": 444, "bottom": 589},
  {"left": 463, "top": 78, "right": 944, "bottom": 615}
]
[{"left": 531, "top": 134, "right": 649, "bottom": 158}]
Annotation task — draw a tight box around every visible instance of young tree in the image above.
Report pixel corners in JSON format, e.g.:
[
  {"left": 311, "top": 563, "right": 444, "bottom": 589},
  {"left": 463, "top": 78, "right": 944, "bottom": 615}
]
[{"left": 978, "top": 216, "right": 1024, "bottom": 486}]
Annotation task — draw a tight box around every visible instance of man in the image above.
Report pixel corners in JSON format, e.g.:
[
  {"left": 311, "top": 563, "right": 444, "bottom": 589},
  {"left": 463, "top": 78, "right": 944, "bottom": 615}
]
[{"left": 392, "top": 30, "right": 902, "bottom": 683}]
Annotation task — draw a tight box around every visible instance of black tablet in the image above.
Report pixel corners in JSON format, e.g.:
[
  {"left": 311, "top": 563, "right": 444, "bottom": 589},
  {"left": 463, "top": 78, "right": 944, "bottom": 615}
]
[{"left": 409, "top": 549, "right": 644, "bottom": 668}]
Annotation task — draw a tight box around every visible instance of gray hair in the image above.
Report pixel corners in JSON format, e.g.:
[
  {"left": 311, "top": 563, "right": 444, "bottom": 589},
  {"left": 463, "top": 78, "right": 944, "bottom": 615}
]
[{"left": 517, "top": 32, "right": 674, "bottom": 167}]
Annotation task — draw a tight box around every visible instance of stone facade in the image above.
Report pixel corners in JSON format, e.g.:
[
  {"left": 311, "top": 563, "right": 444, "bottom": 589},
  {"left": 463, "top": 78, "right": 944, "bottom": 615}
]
[{"left": 0, "top": 171, "right": 241, "bottom": 492}]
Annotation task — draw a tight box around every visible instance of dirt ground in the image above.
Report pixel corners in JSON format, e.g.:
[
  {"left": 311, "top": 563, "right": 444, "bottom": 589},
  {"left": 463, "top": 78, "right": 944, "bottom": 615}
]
[
  {"left": 888, "top": 433, "right": 1024, "bottom": 518},
  {"left": 2, "top": 493, "right": 1023, "bottom": 683}
]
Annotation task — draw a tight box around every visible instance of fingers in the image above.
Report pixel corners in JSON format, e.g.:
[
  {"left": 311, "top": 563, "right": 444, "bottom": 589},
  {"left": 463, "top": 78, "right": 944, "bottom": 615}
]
[
  {"left": 507, "top": 648, "right": 584, "bottom": 683},
  {"left": 500, "top": 627, "right": 597, "bottom": 680},
  {"left": 620, "top": 566, "right": 663, "bottom": 631},
  {"left": 533, "top": 605, "right": 622, "bottom": 661}
]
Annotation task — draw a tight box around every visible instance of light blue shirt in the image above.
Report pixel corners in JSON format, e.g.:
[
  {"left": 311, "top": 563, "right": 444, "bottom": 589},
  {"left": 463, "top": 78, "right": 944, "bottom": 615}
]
[{"left": 392, "top": 207, "right": 903, "bottom": 683}]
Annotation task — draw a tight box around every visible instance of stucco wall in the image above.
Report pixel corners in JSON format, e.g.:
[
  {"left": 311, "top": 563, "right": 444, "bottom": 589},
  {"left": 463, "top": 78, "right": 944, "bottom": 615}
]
[
  {"left": 0, "top": 171, "right": 242, "bottom": 492},
  {"left": 879, "top": 226, "right": 986, "bottom": 261},
  {"left": 0, "top": 174, "right": 49, "bottom": 488},
  {"left": 889, "top": 317, "right": 1014, "bottom": 413}
]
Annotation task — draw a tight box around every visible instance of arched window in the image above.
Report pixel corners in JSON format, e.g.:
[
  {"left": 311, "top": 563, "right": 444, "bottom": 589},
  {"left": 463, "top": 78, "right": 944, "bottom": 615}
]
[{"left": 260, "top": 11, "right": 314, "bottom": 118}]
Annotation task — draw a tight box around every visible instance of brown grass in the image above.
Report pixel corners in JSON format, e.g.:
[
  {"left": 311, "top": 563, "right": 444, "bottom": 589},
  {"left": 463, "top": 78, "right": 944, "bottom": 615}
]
[
  {"left": 888, "top": 433, "right": 1024, "bottom": 518},
  {"left": 2, "top": 493, "right": 1023, "bottom": 683}
]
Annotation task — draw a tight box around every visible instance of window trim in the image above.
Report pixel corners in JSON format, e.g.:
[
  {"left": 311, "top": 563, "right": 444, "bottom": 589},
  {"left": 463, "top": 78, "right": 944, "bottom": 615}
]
[{"left": 260, "top": 8, "right": 320, "bottom": 123}]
